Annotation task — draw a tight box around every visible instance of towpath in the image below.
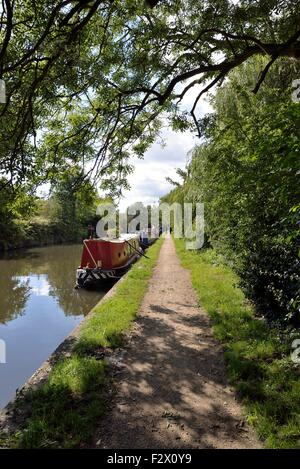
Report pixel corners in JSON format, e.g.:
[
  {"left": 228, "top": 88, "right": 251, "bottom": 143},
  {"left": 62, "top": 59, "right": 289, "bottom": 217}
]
[{"left": 93, "top": 236, "right": 260, "bottom": 448}]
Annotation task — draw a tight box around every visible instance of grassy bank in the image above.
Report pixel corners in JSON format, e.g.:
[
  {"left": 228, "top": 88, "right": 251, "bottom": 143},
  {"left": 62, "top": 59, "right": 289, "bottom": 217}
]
[
  {"left": 1, "top": 238, "right": 163, "bottom": 449},
  {"left": 175, "top": 239, "right": 300, "bottom": 449}
]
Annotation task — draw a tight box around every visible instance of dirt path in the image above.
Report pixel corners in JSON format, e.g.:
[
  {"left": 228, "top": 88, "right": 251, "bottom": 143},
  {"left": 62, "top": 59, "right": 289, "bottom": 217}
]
[{"left": 94, "top": 236, "right": 260, "bottom": 449}]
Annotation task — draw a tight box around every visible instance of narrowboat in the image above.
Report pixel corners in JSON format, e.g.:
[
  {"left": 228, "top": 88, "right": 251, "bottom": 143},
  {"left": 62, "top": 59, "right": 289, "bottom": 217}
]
[{"left": 76, "top": 234, "right": 142, "bottom": 289}]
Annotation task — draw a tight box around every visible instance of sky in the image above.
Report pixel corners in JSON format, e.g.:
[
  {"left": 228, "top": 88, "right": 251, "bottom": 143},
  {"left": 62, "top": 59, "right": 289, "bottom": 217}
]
[{"left": 118, "top": 86, "right": 213, "bottom": 211}]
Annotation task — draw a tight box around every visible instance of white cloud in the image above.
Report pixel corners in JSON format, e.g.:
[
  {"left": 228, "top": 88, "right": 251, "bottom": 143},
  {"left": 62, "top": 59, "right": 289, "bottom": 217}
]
[
  {"left": 14, "top": 275, "right": 51, "bottom": 296},
  {"left": 118, "top": 129, "right": 194, "bottom": 211}
]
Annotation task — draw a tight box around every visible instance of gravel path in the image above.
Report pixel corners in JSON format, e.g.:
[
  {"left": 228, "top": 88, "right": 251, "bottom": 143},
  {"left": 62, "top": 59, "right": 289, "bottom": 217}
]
[{"left": 93, "top": 236, "right": 261, "bottom": 449}]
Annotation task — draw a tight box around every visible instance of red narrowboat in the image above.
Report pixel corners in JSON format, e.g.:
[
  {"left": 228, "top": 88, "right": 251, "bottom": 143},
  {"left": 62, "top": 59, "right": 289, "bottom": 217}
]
[{"left": 76, "top": 234, "right": 141, "bottom": 289}]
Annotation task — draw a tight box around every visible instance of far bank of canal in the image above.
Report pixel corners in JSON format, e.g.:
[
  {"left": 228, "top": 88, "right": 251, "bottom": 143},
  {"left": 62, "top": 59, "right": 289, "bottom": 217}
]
[{"left": 0, "top": 244, "right": 107, "bottom": 409}]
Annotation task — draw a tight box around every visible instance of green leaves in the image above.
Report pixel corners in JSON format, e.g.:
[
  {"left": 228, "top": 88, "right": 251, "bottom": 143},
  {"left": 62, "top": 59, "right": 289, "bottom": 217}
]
[
  {"left": 1, "top": 0, "right": 300, "bottom": 192},
  {"left": 164, "top": 56, "right": 300, "bottom": 323}
]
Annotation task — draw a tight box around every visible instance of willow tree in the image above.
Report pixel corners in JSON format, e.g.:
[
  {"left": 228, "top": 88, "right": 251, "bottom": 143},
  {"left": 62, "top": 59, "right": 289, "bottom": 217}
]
[
  {"left": 0, "top": 0, "right": 299, "bottom": 194},
  {"left": 162, "top": 55, "right": 300, "bottom": 322}
]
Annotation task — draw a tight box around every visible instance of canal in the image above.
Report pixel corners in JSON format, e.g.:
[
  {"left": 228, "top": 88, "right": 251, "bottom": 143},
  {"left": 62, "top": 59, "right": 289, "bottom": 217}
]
[{"left": 0, "top": 244, "right": 107, "bottom": 409}]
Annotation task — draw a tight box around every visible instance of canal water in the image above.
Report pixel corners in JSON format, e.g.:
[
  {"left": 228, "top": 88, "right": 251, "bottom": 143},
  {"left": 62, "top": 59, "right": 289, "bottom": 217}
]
[{"left": 0, "top": 244, "right": 107, "bottom": 409}]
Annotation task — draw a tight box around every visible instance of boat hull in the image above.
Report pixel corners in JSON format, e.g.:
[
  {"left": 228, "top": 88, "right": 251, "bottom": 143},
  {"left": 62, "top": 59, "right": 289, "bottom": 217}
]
[{"left": 76, "top": 236, "right": 141, "bottom": 289}]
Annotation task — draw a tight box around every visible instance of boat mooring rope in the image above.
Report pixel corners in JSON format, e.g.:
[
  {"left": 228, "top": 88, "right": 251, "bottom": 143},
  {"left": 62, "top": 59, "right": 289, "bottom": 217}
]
[
  {"left": 125, "top": 240, "right": 150, "bottom": 260},
  {"left": 83, "top": 240, "right": 98, "bottom": 268}
]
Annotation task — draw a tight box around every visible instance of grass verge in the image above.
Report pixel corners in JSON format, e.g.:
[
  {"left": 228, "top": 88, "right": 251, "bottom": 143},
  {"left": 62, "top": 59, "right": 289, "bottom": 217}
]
[
  {"left": 1, "top": 237, "right": 163, "bottom": 448},
  {"left": 174, "top": 238, "right": 300, "bottom": 449}
]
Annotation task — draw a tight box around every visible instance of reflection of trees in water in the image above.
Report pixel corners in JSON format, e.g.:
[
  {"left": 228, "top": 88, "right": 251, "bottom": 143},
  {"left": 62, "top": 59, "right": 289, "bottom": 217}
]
[
  {"left": 39, "top": 245, "right": 105, "bottom": 316},
  {"left": 0, "top": 270, "right": 31, "bottom": 323},
  {"left": 0, "top": 245, "right": 104, "bottom": 323}
]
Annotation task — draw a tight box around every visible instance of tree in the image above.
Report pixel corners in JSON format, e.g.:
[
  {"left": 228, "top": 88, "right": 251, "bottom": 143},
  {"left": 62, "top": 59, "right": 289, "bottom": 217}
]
[
  {"left": 50, "top": 169, "right": 100, "bottom": 240},
  {"left": 0, "top": 0, "right": 300, "bottom": 192},
  {"left": 0, "top": 178, "right": 37, "bottom": 248}
]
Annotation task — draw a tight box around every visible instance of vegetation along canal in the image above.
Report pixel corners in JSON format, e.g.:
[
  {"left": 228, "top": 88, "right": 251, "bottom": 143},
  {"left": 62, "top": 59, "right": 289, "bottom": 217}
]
[{"left": 0, "top": 244, "right": 107, "bottom": 409}]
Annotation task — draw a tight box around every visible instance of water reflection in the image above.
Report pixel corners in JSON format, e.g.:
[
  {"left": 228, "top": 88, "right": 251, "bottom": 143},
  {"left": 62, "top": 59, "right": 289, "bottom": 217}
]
[
  {"left": 0, "top": 244, "right": 107, "bottom": 408},
  {"left": 0, "top": 273, "right": 30, "bottom": 323}
]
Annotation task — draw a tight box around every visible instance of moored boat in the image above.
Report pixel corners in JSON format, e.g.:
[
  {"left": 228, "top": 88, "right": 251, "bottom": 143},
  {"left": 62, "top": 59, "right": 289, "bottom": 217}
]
[{"left": 76, "top": 234, "right": 141, "bottom": 289}]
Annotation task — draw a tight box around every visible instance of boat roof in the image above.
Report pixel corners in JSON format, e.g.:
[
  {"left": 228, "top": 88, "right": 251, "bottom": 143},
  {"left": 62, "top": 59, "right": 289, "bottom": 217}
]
[{"left": 88, "top": 233, "right": 139, "bottom": 243}]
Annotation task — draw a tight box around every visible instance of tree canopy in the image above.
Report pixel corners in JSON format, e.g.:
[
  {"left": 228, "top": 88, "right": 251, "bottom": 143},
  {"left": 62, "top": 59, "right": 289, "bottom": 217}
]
[{"left": 0, "top": 0, "right": 300, "bottom": 193}]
